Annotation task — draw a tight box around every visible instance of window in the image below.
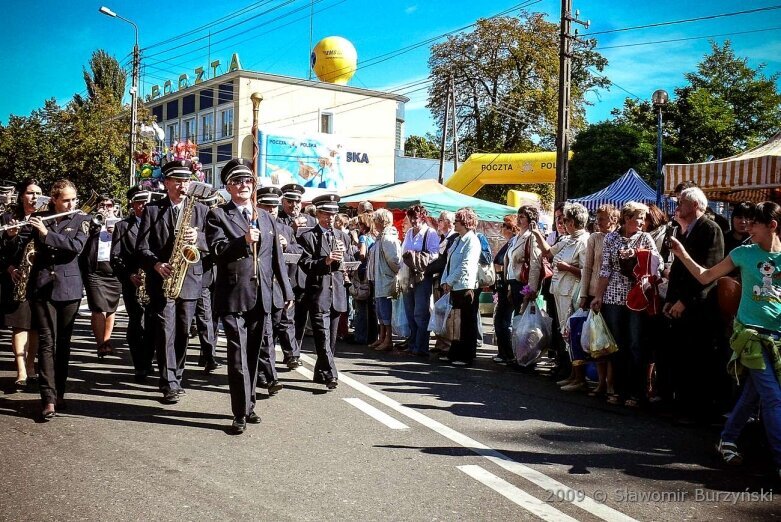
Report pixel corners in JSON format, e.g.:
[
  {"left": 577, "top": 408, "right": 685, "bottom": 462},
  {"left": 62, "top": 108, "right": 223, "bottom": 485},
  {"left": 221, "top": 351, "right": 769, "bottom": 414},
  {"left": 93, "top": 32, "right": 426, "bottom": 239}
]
[
  {"left": 201, "top": 167, "right": 213, "bottom": 186},
  {"left": 217, "top": 143, "right": 233, "bottom": 162},
  {"left": 395, "top": 119, "right": 403, "bottom": 151},
  {"left": 182, "top": 94, "right": 196, "bottom": 115},
  {"left": 199, "top": 88, "right": 214, "bottom": 110},
  {"left": 151, "top": 105, "right": 163, "bottom": 123},
  {"left": 214, "top": 163, "right": 226, "bottom": 187},
  {"left": 217, "top": 82, "right": 234, "bottom": 104},
  {"left": 219, "top": 107, "right": 234, "bottom": 139},
  {"left": 320, "top": 112, "right": 333, "bottom": 134},
  {"left": 166, "top": 100, "right": 179, "bottom": 120},
  {"left": 200, "top": 113, "right": 214, "bottom": 142},
  {"left": 199, "top": 148, "right": 213, "bottom": 166},
  {"left": 182, "top": 117, "right": 196, "bottom": 141},
  {"left": 166, "top": 122, "right": 179, "bottom": 144}
]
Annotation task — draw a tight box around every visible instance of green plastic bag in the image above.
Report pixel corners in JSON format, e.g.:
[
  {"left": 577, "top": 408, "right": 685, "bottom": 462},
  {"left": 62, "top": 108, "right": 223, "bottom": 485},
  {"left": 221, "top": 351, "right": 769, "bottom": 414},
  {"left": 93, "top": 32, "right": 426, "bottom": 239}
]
[{"left": 582, "top": 310, "right": 619, "bottom": 359}]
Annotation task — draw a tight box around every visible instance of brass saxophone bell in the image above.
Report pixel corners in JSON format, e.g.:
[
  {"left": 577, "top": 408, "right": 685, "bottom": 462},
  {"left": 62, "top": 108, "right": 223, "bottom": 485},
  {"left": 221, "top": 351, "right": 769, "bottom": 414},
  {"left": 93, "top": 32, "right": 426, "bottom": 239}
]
[{"left": 181, "top": 245, "right": 200, "bottom": 264}]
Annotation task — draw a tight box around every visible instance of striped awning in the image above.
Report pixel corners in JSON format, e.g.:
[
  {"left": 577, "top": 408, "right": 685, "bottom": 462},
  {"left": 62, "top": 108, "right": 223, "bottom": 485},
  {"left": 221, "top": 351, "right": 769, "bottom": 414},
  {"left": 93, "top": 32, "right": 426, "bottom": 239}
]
[
  {"left": 569, "top": 169, "right": 672, "bottom": 212},
  {"left": 663, "top": 132, "right": 781, "bottom": 202}
]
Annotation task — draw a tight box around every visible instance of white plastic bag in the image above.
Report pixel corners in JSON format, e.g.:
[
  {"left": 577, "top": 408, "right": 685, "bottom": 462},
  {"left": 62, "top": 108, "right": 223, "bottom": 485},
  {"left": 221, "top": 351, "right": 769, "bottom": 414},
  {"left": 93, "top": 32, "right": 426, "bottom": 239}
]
[
  {"left": 512, "top": 304, "right": 552, "bottom": 367},
  {"left": 581, "top": 310, "right": 618, "bottom": 359},
  {"left": 427, "top": 294, "right": 452, "bottom": 336},
  {"left": 391, "top": 297, "right": 410, "bottom": 338}
]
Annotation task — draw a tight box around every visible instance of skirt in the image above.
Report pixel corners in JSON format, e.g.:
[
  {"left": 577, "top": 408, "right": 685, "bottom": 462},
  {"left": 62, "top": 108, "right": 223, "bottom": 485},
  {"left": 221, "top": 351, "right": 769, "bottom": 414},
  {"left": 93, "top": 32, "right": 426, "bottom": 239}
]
[
  {"left": 84, "top": 272, "right": 122, "bottom": 313},
  {"left": 1, "top": 299, "right": 35, "bottom": 330}
]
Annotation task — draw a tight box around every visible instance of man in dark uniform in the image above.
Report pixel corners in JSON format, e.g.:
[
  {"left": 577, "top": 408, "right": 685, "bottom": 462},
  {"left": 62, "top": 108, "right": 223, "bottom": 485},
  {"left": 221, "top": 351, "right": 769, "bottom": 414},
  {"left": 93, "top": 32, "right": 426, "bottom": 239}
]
[
  {"left": 194, "top": 192, "right": 221, "bottom": 374},
  {"left": 111, "top": 186, "right": 154, "bottom": 382},
  {"left": 277, "top": 184, "right": 316, "bottom": 349},
  {"left": 136, "top": 160, "right": 210, "bottom": 404},
  {"left": 205, "top": 159, "right": 292, "bottom": 434},
  {"left": 297, "top": 194, "right": 352, "bottom": 390},
  {"left": 257, "top": 186, "right": 303, "bottom": 375}
]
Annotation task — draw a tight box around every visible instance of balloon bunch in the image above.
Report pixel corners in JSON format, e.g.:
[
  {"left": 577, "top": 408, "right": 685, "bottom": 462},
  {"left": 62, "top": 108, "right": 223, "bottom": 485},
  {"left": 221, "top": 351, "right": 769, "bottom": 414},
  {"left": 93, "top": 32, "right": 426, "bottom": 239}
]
[{"left": 167, "top": 139, "right": 205, "bottom": 182}]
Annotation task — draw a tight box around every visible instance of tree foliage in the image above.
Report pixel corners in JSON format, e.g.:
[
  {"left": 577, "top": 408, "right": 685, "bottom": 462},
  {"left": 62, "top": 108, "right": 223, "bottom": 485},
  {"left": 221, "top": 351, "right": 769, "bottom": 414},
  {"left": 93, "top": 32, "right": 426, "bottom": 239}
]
[
  {"left": 404, "top": 134, "right": 440, "bottom": 159},
  {"left": 74, "top": 50, "right": 127, "bottom": 108},
  {"left": 427, "top": 12, "right": 608, "bottom": 160}
]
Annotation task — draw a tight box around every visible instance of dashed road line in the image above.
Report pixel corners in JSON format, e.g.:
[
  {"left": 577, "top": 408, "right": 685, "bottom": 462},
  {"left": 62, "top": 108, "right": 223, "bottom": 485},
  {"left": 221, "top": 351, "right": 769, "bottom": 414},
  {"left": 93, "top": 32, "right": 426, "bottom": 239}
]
[{"left": 343, "top": 397, "right": 409, "bottom": 429}]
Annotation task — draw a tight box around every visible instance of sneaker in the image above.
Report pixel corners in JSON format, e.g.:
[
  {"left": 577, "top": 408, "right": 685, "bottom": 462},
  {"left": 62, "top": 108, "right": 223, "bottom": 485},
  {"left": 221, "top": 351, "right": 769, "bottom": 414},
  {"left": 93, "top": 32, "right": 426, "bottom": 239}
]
[{"left": 716, "top": 439, "right": 743, "bottom": 466}]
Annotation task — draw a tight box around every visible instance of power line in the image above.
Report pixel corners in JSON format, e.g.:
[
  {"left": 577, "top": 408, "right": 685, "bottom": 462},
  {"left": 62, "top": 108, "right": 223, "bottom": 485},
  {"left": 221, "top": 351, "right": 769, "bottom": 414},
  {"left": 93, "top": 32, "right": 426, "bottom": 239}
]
[
  {"left": 596, "top": 25, "right": 781, "bottom": 50},
  {"left": 584, "top": 5, "right": 781, "bottom": 36}
]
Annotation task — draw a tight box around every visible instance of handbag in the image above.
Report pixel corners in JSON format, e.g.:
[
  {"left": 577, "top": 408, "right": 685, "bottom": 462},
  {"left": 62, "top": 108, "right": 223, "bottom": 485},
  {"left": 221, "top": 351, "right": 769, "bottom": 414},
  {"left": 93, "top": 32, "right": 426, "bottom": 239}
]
[
  {"left": 618, "top": 234, "right": 642, "bottom": 281},
  {"left": 477, "top": 262, "right": 496, "bottom": 287},
  {"left": 348, "top": 273, "right": 371, "bottom": 301},
  {"left": 519, "top": 235, "right": 552, "bottom": 284}
]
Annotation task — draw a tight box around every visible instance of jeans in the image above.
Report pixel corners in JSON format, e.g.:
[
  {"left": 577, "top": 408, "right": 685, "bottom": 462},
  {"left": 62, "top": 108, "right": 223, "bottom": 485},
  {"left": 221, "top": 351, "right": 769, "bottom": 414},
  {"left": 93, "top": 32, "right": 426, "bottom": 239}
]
[
  {"left": 601, "top": 303, "right": 646, "bottom": 400},
  {"left": 721, "top": 347, "right": 781, "bottom": 467},
  {"left": 403, "top": 277, "right": 433, "bottom": 355},
  {"left": 376, "top": 296, "right": 392, "bottom": 325}
]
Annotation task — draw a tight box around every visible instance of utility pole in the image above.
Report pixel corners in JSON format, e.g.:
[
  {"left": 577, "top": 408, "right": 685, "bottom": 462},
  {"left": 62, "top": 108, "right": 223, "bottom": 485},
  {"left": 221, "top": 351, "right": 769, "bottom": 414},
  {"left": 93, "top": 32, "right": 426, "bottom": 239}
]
[
  {"left": 451, "top": 76, "right": 459, "bottom": 173},
  {"left": 437, "top": 82, "right": 451, "bottom": 185},
  {"left": 554, "top": 0, "right": 589, "bottom": 205},
  {"left": 130, "top": 41, "right": 140, "bottom": 187}
]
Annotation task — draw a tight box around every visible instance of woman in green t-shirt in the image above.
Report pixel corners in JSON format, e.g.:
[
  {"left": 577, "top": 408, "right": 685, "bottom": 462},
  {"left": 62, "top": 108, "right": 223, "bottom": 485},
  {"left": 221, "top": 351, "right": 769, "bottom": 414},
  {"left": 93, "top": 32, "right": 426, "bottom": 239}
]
[{"left": 670, "top": 201, "right": 781, "bottom": 479}]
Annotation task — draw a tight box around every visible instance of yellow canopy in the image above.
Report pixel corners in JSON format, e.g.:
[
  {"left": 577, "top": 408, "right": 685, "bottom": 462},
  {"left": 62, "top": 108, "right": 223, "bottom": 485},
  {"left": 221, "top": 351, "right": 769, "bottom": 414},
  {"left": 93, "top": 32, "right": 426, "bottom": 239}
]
[{"left": 446, "top": 152, "right": 563, "bottom": 196}]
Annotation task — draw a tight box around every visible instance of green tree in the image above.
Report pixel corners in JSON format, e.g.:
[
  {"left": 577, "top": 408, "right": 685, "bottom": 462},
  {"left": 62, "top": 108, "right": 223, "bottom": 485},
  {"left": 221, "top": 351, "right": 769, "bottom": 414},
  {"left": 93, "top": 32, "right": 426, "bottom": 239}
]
[
  {"left": 404, "top": 134, "right": 440, "bottom": 159},
  {"left": 74, "top": 50, "right": 127, "bottom": 107},
  {"left": 427, "top": 12, "right": 608, "bottom": 160}
]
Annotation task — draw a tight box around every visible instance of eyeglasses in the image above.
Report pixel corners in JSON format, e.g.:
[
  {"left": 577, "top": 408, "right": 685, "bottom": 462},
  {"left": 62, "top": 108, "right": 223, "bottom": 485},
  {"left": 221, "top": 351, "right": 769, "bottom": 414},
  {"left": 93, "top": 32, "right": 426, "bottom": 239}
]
[
  {"left": 228, "top": 177, "right": 254, "bottom": 186},
  {"left": 454, "top": 219, "right": 464, "bottom": 224}
]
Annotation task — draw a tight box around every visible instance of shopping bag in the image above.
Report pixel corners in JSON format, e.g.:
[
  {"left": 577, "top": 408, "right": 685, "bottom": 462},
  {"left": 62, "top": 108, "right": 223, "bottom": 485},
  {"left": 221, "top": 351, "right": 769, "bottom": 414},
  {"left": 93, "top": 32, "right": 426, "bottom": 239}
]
[
  {"left": 567, "top": 309, "right": 589, "bottom": 362},
  {"left": 442, "top": 307, "right": 461, "bottom": 341},
  {"left": 391, "top": 298, "right": 410, "bottom": 338},
  {"left": 427, "top": 294, "right": 452, "bottom": 336},
  {"left": 582, "top": 310, "right": 618, "bottom": 359},
  {"left": 512, "top": 304, "right": 552, "bottom": 367},
  {"left": 397, "top": 265, "right": 412, "bottom": 294}
]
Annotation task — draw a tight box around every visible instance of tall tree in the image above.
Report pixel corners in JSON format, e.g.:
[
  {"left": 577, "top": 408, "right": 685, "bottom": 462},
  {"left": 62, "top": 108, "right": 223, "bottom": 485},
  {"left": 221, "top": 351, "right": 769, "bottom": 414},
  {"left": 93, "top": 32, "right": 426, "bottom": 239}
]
[
  {"left": 404, "top": 134, "right": 440, "bottom": 159},
  {"left": 427, "top": 12, "right": 608, "bottom": 160},
  {"left": 74, "top": 50, "right": 127, "bottom": 107}
]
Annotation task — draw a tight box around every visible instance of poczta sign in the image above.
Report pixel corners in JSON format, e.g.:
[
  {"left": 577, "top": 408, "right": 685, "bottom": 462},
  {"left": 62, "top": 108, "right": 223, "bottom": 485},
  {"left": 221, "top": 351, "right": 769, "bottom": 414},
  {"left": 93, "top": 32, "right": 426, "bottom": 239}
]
[
  {"left": 145, "top": 53, "right": 242, "bottom": 101},
  {"left": 480, "top": 162, "right": 557, "bottom": 171}
]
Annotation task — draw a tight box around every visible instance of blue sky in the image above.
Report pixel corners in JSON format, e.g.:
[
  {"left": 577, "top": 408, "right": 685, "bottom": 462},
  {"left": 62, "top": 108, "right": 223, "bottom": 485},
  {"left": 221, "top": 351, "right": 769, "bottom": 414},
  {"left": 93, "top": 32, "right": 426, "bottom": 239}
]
[{"left": 3, "top": 0, "right": 781, "bottom": 138}]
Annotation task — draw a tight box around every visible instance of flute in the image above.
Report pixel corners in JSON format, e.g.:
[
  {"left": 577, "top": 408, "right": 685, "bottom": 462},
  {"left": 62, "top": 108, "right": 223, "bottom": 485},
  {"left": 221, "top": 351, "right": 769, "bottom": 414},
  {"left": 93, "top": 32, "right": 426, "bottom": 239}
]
[{"left": 0, "top": 209, "right": 82, "bottom": 232}]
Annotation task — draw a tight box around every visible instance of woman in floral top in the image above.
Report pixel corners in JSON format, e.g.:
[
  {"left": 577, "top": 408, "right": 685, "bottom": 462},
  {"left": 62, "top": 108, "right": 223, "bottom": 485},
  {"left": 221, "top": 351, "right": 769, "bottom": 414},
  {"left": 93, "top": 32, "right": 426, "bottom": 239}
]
[{"left": 591, "top": 201, "right": 662, "bottom": 407}]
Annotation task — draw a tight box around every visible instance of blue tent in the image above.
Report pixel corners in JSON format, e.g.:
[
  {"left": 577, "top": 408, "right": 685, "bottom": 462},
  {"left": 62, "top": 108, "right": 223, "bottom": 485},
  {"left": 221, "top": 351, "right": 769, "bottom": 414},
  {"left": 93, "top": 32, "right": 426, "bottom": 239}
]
[{"left": 569, "top": 169, "right": 673, "bottom": 212}]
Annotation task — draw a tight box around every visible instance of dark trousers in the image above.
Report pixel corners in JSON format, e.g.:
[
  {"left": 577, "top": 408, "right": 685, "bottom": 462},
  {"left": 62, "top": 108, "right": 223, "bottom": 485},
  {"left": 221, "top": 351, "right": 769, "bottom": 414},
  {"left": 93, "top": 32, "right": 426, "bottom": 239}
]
[
  {"left": 121, "top": 281, "right": 153, "bottom": 374},
  {"left": 223, "top": 307, "right": 267, "bottom": 418},
  {"left": 32, "top": 298, "right": 80, "bottom": 404},
  {"left": 602, "top": 303, "right": 647, "bottom": 400},
  {"left": 493, "top": 286, "right": 515, "bottom": 361},
  {"left": 309, "top": 305, "right": 339, "bottom": 382},
  {"left": 294, "top": 288, "right": 310, "bottom": 347},
  {"left": 151, "top": 297, "right": 197, "bottom": 392},
  {"left": 195, "top": 286, "right": 217, "bottom": 364},
  {"left": 269, "top": 303, "right": 300, "bottom": 362},
  {"left": 448, "top": 289, "right": 481, "bottom": 364}
]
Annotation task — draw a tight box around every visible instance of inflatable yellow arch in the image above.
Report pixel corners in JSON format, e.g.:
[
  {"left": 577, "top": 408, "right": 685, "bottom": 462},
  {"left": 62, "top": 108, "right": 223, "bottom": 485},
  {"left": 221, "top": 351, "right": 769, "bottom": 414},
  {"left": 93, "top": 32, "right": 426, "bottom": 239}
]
[{"left": 445, "top": 152, "right": 567, "bottom": 196}]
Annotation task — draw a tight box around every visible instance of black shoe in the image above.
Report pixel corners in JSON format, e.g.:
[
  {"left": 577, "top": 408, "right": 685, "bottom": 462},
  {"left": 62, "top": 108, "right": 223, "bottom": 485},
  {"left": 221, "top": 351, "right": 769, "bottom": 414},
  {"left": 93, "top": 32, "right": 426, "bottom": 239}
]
[
  {"left": 176, "top": 388, "right": 187, "bottom": 395},
  {"left": 268, "top": 380, "right": 284, "bottom": 395},
  {"left": 257, "top": 379, "right": 269, "bottom": 389},
  {"left": 134, "top": 371, "right": 148, "bottom": 383},
  {"left": 287, "top": 358, "right": 301, "bottom": 370},
  {"left": 247, "top": 411, "right": 261, "bottom": 424},
  {"left": 204, "top": 360, "right": 222, "bottom": 374},
  {"left": 231, "top": 416, "right": 246, "bottom": 434},
  {"left": 325, "top": 378, "right": 338, "bottom": 390},
  {"left": 162, "top": 389, "right": 180, "bottom": 403}
]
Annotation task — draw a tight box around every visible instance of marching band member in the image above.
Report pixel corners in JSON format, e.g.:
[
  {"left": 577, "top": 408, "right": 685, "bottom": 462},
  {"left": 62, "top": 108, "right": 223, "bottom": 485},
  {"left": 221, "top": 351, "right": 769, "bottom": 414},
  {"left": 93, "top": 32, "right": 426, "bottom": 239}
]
[
  {"left": 27, "top": 180, "right": 89, "bottom": 420},
  {"left": 204, "top": 159, "right": 292, "bottom": 433},
  {"left": 79, "top": 194, "right": 122, "bottom": 358},
  {"left": 136, "top": 160, "right": 209, "bottom": 404},
  {"left": 297, "top": 194, "right": 352, "bottom": 390},
  {"left": 194, "top": 192, "right": 221, "bottom": 375},
  {"left": 257, "top": 186, "right": 302, "bottom": 377},
  {"left": 111, "top": 186, "right": 154, "bottom": 382},
  {"left": 0, "top": 177, "right": 42, "bottom": 389}
]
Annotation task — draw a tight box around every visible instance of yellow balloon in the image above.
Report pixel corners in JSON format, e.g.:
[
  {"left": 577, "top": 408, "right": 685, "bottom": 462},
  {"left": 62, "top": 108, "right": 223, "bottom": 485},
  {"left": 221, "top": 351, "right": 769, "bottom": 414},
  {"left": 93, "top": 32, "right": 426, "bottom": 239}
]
[{"left": 311, "top": 36, "right": 357, "bottom": 85}]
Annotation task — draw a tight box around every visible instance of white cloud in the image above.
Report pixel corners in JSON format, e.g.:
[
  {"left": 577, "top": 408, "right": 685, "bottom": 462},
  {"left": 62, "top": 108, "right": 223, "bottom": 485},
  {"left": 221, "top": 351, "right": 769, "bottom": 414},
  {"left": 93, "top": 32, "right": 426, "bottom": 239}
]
[{"left": 405, "top": 5, "right": 418, "bottom": 15}]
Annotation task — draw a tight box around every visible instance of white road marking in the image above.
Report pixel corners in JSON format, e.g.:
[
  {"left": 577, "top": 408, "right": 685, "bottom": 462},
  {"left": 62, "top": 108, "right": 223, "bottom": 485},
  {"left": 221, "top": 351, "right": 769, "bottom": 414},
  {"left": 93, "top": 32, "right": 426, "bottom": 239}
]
[
  {"left": 296, "top": 353, "right": 637, "bottom": 522},
  {"left": 458, "top": 465, "right": 578, "bottom": 522},
  {"left": 343, "top": 398, "right": 409, "bottom": 430}
]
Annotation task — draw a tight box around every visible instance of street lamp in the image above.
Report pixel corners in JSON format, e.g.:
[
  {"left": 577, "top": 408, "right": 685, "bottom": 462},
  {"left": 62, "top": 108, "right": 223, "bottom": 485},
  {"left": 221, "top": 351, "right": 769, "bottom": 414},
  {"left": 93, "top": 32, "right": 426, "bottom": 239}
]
[
  {"left": 652, "top": 89, "right": 669, "bottom": 206},
  {"left": 99, "top": 6, "right": 140, "bottom": 188}
]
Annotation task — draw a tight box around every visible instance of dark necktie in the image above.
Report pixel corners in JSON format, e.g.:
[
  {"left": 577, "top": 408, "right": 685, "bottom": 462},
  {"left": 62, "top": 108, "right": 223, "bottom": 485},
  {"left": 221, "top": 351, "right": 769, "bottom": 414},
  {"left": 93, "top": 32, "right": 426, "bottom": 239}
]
[
  {"left": 172, "top": 205, "right": 179, "bottom": 223},
  {"left": 242, "top": 208, "right": 251, "bottom": 224}
]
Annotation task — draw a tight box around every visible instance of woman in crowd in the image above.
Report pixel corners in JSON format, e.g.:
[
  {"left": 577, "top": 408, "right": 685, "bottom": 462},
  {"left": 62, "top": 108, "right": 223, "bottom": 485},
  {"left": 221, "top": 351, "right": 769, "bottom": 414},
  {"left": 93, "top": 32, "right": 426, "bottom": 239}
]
[
  {"left": 670, "top": 201, "right": 781, "bottom": 479},
  {"left": 0, "top": 177, "right": 43, "bottom": 388},
  {"left": 492, "top": 215, "right": 520, "bottom": 364},
  {"left": 723, "top": 202, "right": 755, "bottom": 255},
  {"left": 645, "top": 204, "right": 670, "bottom": 254},
  {"left": 534, "top": 203, "right": 590, "bottom": 390},
  {"left": 400, "top": 205, "right": 440, "bottom": 356},
  {"left": 578, "top": 204, "right": 619, "bottom": 397},
  {"left": 591, "top": 201, "right": 662, "bottom": 407},
  {"left": 351, "top": 212, "right": 377, "bottom": 345},
  {"left": 441, "top": 207, "right": 481, "bottom": 366},
  {"left": 28, "top": 180, "right": 89, "bottom": 420},
  {"left": 369, "top": 208, "right": 401, "bottom": 351},
  {"left": 79, "top": 194, "right": 122, "bottom": 358},
  {"left": 509, "top": 205, "right": 545, "bottom": 311}
]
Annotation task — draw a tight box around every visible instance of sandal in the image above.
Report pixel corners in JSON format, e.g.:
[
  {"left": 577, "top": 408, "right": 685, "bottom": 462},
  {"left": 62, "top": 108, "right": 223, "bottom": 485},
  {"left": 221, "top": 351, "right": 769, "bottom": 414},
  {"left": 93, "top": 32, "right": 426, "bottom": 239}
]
[
  {"left": 606, "top": 394, "right": 622, "bottom": 405},
  {"left": 624, "top": 398, "right": 640, "bottom": 408},
  {"left": 588, "top": 388, "right": 607, "bottom": 398},
  {"left": 97, "top": 341, "right": 114, "bottom": 358},
  {"left": 716, "top": 440, "right": 743, "bottom": 466}
]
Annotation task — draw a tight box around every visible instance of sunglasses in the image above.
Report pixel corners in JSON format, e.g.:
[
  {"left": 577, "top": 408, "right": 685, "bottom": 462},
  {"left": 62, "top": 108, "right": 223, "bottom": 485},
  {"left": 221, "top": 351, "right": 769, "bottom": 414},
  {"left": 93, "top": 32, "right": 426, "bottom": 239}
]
[{"left": 228, "top": 177, "right": 254, "bottom": 186}]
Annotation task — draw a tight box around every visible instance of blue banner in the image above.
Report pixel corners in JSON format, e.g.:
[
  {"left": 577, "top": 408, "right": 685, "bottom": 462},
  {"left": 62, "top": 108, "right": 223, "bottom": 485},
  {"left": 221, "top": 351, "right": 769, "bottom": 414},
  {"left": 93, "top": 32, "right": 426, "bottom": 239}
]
[{"left": 258, "top": 132, "right": 345, "bottom": 190}]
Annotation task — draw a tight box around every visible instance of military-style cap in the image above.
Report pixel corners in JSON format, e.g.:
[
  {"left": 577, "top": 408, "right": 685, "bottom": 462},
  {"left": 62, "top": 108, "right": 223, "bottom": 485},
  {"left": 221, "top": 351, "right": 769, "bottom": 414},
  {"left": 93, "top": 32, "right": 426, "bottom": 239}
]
[
  {"left": 162, "top": 159, "right": 193, "bottom": 179},
  {"left": 312, "top": 193, "right": 340, "bottom": 214},
  {"left": 257, "top": 186, "right": 282, "bottom": 206},
  {"left": 280, "top": 183, "right": 305, "bottom": 202},
  {"left": 220, "top": 158, "right": 254, "bottom": 185},
  {"left": 126, "top": 185, "right": 142, "bottom": 201}
]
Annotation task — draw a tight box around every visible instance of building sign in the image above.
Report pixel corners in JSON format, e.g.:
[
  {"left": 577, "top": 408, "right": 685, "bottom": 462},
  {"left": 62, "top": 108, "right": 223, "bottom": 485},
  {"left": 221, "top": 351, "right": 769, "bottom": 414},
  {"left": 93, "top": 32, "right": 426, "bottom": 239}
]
[
  {"left": 258, "top": 131, "right": 346, "bottom": 190},
  {"left": 145, "top": 53, "right": 242, "bottom": 102}
]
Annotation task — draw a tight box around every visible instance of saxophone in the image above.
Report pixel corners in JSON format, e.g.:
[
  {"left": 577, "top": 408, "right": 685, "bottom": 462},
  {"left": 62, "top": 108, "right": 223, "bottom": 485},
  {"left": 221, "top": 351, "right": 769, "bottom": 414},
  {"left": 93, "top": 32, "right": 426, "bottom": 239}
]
[
  {"left": 162, "top": 194, "right": 201, "bottom": 299},
  {"left": 13, "top": 240, "right": 35, "bottom": 302},
  {"left": 135, "top": 269, "right": 150, "bottom": 305}
]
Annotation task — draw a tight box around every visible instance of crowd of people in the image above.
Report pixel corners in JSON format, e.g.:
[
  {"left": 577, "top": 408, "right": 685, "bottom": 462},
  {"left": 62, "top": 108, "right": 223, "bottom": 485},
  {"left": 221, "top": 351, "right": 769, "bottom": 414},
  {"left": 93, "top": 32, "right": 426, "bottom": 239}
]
[{"left": 1, "top": 162, "right": 779, "bottom": 474}]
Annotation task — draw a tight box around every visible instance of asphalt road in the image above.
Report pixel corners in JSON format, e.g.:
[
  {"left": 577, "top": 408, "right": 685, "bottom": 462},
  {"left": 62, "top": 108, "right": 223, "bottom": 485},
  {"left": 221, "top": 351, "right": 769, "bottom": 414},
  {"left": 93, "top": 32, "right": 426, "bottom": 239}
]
[{"left": 0, "top": 307, "right": 779, "bottom": 521}]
